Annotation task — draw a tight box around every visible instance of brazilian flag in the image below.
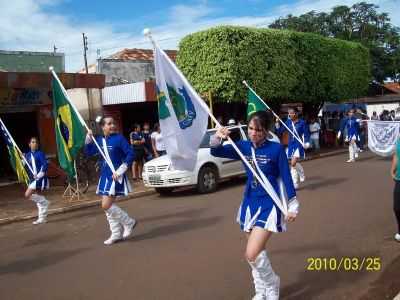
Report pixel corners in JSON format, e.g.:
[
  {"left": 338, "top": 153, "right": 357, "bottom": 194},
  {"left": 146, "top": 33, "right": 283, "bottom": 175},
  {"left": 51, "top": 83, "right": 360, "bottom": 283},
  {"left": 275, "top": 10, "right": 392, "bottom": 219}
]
[
  {"left": 0, "top": 119, "right": 30, "bottom": 185},
  {"left": 246, "top": 88, "right": 266, "bottom": 120},
  {"left": 52, "top": 78, "right": 85, "bottom": 180}
]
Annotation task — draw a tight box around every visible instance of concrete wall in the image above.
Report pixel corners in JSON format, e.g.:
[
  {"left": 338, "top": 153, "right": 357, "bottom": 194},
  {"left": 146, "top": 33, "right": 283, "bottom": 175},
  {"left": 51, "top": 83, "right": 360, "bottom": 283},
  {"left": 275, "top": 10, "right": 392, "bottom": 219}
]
[
  {"left": 0, "top": 50, "right": 64, "bottom": 72},
  {"left": 66, "top": 88, "right": 103, "bottom": 124},
  {"left": 99, "top": 60, "right": 154, "bottom": 86}
]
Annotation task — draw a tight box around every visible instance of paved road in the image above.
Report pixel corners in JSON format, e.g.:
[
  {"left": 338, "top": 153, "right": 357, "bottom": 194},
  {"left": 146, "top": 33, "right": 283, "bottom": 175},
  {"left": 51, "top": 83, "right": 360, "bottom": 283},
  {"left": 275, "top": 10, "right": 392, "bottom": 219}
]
[{"left": 0, "top": 152, "right": 399, "bottom": 300}]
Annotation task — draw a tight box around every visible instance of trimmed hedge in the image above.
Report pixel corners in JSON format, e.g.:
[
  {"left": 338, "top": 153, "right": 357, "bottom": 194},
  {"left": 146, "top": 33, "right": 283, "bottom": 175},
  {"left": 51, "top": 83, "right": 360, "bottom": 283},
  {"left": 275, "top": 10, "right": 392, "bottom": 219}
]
[{"left": 176, "top": 26, "right": 371, "bottom": 104}]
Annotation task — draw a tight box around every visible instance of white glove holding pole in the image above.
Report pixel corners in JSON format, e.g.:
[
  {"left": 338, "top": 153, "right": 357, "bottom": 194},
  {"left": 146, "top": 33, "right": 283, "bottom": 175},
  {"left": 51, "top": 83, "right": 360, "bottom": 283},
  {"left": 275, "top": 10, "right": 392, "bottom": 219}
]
[{"left": 113, "top": 163, "right": 128, "bottom": 183}]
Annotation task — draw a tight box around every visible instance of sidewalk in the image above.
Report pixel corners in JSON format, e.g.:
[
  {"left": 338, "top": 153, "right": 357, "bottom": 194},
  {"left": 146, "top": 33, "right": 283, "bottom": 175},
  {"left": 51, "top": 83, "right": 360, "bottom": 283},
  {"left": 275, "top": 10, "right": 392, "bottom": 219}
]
[
  {"left": 0, "top": 147, "right": 349, "bottom": 226},
  {"left": 0, "top": 180, "right": 154, "bottom": 225}
]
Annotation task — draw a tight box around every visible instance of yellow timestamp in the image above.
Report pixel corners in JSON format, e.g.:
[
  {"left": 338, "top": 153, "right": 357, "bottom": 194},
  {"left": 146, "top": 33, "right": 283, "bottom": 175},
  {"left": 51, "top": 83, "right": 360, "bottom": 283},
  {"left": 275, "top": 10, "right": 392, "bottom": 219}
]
[{"left": 306, "top": 257, "right": 381, "bottom": 272}]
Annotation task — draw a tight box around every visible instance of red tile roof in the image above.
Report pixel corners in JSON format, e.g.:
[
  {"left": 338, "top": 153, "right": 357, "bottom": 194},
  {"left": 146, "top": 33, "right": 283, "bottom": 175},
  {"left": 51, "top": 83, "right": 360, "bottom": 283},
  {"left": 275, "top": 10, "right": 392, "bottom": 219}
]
[
  {"left": 106, "top": 48, "right": 177, "bottom": 61},
  {"left": 384, "top": 83, "right": 400, "bottom": 94}
]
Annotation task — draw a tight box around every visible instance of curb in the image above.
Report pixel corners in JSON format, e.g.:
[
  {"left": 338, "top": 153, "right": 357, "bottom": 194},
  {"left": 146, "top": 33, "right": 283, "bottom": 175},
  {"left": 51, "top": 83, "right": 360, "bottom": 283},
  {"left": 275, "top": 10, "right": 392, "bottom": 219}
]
[
  {"left": 304, "top": 149, "right": 348, "bottom": 161},
  {"left": 0, "top": 189, "right": 156, "bottom": 226}
]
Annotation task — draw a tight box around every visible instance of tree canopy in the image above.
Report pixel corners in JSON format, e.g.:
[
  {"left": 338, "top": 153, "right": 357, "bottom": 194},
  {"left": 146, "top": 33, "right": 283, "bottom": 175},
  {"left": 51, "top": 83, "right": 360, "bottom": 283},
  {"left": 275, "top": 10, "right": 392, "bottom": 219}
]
[
  {"left": 176, "top": 26, "right": 370, "bottom": 107},
  {"left": 269, "top": 2, "right": 400, "bottom": 82}
]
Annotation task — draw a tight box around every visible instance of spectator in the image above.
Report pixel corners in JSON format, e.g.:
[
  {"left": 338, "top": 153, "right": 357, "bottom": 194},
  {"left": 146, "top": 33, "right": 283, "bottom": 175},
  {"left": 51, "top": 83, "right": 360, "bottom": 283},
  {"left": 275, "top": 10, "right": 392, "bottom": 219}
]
[
  {"left": 371, "top": 111, "right": 379, "bottom": 120},
  {"left": 130, "top": 124, "right": 145, "bottom": 180},
  {"left": 227, "top": 118, "right": 236, "bottom": 126},
  {"left": 390, "top": 110, "right": 396, "bottom": 121},
  {"left": 309, "top": 117, "right": 321, "bottom": 152},
  {"left": 151, "top": 123, "right": 166, "bottom": 157},
  {"left": 142, "top": 122, "right": 153, "bottom": 162}
]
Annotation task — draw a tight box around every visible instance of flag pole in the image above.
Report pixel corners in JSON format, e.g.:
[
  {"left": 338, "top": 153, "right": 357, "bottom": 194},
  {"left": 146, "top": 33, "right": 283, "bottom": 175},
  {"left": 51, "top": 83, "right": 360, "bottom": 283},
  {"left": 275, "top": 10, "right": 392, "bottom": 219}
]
[
  {"left": 242, "top": 80, "right": 305, "bottom": 147},
  {"left": 0, "top": 117, "right": 35, "bottom": 175},
  {"left": 144, "top": 30, "right": 288, "bottom": 215},
  {"left": 49, "top": 67, "right": 116, "bottom": 173}
]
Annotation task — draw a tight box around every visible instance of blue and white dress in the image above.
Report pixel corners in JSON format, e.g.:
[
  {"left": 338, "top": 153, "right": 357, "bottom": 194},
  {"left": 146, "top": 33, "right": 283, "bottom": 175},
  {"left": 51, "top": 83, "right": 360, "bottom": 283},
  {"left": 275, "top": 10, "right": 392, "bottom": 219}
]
[
  {"left": 24, "top": 150, "right": 49, "bottom": 191},
  {"left": 85, "top": 133, "right": 135, "bottom": 196},
  {"left": 211, "top": 139, "right": 296, "bottom": 233},
  {"left": 338, "top": 116, "right": 360, "bottom": 142},
  {"left": 276, "top": 119, "right": 310, "bottom": 159}
]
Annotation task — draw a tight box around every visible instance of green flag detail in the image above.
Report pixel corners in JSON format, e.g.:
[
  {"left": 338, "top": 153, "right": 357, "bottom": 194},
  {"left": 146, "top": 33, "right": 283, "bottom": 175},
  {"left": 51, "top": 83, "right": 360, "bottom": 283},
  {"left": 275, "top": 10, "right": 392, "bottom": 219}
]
[
  {"left": 52, "top": 78, "right": 85, "bottom": 180},
  {"left": 246, "top": 89, "right": 266, "bottom": 120}
]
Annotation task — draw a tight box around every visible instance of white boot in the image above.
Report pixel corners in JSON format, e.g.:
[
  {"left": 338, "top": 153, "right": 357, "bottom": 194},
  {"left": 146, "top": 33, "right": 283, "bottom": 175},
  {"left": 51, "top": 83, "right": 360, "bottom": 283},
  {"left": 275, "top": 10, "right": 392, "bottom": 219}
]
[
  {"left": 290, "top": 167, "right": 299, "bottom": 189},
  {"left": 31, "top": 194, "right": 49, "bottom": 225},
  {"left": 354, "top": 144, "right": 359, "bottom": 159},
  {"left": 296, "top": 163, "right": 305, "bottom": 183},
  {"left": 104, "top": 206, "right": 123, "bottom": 245},
  {"left": 347, "top": 145, "right": 355, "bottom": 163},
  {"left": 112, "top": 204, "right": 137, "bottom": 239},
  {"left": 249, "top": 251, "right": 280, "bottom": 300}
]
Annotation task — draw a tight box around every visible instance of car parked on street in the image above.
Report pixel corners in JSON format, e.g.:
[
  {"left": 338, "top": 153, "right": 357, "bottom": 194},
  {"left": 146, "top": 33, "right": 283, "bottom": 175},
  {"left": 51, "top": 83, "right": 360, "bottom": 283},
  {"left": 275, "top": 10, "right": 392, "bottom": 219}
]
[{"left": 142, "top": 125, "right": 248, "bottom": 195}]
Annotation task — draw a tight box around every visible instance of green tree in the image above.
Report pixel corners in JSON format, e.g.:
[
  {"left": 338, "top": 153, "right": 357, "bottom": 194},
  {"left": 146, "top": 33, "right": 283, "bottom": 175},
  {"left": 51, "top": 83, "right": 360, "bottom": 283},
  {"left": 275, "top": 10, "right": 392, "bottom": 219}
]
[{"left": 269, "top": 1, "right": 400, "bottom": 82}]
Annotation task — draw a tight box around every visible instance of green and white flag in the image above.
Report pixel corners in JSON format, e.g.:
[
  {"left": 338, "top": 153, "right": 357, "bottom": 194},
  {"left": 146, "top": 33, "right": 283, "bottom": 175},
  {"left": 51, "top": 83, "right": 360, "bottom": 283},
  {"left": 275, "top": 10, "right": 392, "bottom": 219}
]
[
  {"left": 154, "top": 43, "right": 209, "bottom": 171},
  {"left": 246, "top": 88, "right": 265, "bottom": 120}
]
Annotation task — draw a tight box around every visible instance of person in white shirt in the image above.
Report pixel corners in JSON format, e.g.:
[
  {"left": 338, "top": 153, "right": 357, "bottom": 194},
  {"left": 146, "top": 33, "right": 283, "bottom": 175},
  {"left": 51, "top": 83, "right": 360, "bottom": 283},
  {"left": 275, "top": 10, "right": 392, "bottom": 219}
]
[
  {"left": 309, "top": 117, "right": 321, "bottom": 152},
  {"left": 151, "top": 123, "right": 166, "bottom": 157}
]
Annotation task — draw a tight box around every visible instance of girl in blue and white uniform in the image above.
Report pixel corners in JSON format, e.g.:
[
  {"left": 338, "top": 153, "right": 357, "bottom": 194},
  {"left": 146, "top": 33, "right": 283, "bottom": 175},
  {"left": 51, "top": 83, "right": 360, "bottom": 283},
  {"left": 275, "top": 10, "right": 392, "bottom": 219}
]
[
  {"left": 337, "top": 109, "right": 361, "bottom": 163},
  {"left": 85, "top": 116, "right": 137, "bottom": 245},
  {"left": 210, "top": 111, "right": 299, "bottom": 300},
  {"left": 24, "top": 137, "right": 50, "bottom": 225},
  {"left": 276, "top": 107, "right": 310, "bottom": 189}
]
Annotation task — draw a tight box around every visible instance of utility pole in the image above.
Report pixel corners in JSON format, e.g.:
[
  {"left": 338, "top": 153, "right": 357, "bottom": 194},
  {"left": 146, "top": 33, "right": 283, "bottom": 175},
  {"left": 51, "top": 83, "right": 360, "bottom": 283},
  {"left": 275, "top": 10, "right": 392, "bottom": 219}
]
[
  {"left": 53, "top": 45, "right": 57, "bottom": 53},
  {"left": 82, "top": 33, "right": 89, "bottom": 74},
  {"left": 82, "top": 33, "right": 92, "bottom": 122}
]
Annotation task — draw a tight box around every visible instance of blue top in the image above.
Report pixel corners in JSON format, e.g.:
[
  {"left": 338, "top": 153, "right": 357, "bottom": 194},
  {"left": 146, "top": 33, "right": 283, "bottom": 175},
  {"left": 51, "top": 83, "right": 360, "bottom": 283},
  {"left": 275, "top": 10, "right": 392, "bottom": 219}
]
[
  {"left": 24, "top": 150, "right": 48, "bottom": 180},
  {"left": 85, "top": 133, "right": 134, "bottom": 177},
  {"left": 143, "top": 131, "right": 152, "bottom": 152},
  {"left": 211, "top": 139, "right": 296, "bottom": 201},
  {"left": 130, "top": 131, "right": 145, "bottom": 150},
  {"left": 339, "top": 116, "right": 360, "bottom": 138},
  {"left": 396, "top": 140, "right": 400, "bottom": 181},
  {"left": 276, "top": 118, "right": 310, "bottom": 149}
]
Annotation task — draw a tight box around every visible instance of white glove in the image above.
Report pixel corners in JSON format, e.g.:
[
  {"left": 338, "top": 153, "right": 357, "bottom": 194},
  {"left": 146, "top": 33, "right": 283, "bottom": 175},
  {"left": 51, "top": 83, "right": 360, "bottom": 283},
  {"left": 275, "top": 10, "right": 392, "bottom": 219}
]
[
  {"left": 337, "top": 132, "right": 341, "bottom": 139},
  {"left": 115, "top": 163, "right": 128, "bottom": 177},
  {"left": 275, "top": 122, "right": 280, "bottom": 128},
  {"left": 304, "top": 142, "right": 311, "bottom": 149},
  {"left": 209, "top": 134, "right": 222, "bottom": 148},
  {"left": 85, "top": 134, "right": 93, "bottom": 144},
  {"left": 288, "top": 197, "right": 299, "bottom": 215},
  {"left": 35, "top": 171, "right": 45, "bottom": 180}
]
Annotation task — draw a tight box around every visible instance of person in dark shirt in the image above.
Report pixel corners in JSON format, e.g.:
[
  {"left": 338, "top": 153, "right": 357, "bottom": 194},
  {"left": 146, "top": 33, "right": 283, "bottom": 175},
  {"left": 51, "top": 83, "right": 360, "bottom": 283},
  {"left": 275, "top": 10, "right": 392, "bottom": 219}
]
[{"left": 130, "top": 124, "right": 145, "bottom": 180}]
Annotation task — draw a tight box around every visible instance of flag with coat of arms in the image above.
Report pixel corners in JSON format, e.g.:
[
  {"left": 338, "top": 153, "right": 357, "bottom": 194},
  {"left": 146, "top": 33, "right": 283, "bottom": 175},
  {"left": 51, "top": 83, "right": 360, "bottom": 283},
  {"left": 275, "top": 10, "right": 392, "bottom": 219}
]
[{"left": 154, "top": 43, "right": 209, "bottom": 171}]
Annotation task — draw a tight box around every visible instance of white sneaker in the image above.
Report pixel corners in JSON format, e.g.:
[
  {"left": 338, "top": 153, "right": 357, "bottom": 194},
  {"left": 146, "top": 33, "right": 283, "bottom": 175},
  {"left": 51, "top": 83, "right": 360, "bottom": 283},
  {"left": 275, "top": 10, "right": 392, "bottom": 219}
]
[
  {"left": 122, "top": 219, "right": 137, "bottom": 239},
  {"left": 395, "top": 233, "right": 400, "bottom": 242},
  {"left": 32, "top": 218, "right": 47, "bottom": 225},
  {"left": 104, "top": 235, "right": 122, "bottom": 245},
  {"left": 266, "top": 275, "right": 280, "bottom": 300},
  {"left": 346, "top": 159, "right": 355, "bottom": 163},
  {"left": 252, "top": 293, "right": 266, "bottom": 300}
]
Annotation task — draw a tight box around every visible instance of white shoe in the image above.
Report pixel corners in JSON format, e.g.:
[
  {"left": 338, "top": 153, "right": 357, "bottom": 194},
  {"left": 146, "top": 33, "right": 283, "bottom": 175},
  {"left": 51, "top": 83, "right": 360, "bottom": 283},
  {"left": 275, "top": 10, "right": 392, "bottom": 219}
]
[
  {"left": 104, "top": 234, "right": 123, "bottom": 245},
  {"left": 346, "top": 159, "right": 355, "bottom": 163},
  {"left": 122, "top": 219, "right": 137, "bottom": 239},
  {"left": 33, "top": 218, "right": 47, "bottom": 225},
  {"left": 252, "top": 293, "right": 266, "bottom": 300},
  {"left": 266, "top": 274, "right": 280, "bottom": 300},
  {"left": 395, "top": 233, "right": 400, "bottom": 242}
]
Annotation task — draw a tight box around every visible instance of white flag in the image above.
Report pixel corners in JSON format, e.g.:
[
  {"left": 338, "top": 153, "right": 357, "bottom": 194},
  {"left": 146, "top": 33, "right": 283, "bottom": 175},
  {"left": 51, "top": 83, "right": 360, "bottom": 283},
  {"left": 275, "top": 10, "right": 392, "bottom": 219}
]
[
  {"left": 154, "top": 43, "right": 209, "bottom": 171},
  {"left": 368, "top": 120, "right": 400, "bottom": 157}
]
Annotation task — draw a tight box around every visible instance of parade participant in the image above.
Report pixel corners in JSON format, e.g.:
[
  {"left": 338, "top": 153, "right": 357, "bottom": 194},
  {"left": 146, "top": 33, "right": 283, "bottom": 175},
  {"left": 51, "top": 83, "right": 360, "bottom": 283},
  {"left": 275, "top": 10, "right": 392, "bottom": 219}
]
[
  {"left": 390, "top": 138, "right": 400, "bottom": 242},
  {"left": 24, "top": 137, "right": 50, "bottom": 225},
  {"left": 85, "top": 116, "right": 137, "bottom": 245},
  {"left": 275, "top": 107, "right": 310, "bottom": 189},
  {"left": 130, "top": 124, "right": 145, "bottom": 180},
  {"left": 210, "top": 111, "right": 298, "bottom": 300},
  {"left": 337, "top": 109, "right": 361, "bottom": 163}
]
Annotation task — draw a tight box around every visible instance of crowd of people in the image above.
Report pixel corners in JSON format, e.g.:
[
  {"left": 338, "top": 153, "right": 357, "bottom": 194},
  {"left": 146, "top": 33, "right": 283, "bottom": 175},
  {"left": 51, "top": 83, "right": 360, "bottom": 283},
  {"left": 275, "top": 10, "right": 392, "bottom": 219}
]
[{"left": 128, "top": 122, "right": 166, "bottom": 181}]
